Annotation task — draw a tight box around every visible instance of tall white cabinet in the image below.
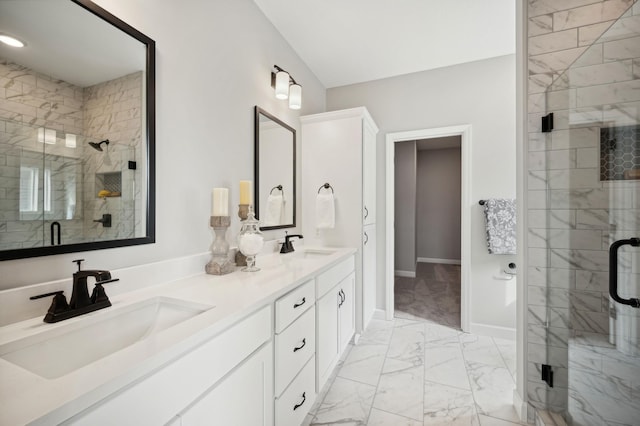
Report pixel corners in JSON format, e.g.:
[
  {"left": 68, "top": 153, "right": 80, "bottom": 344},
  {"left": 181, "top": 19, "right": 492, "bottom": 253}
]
[{"left": 301, "top": 107, "right": 378, "bottom": 333}]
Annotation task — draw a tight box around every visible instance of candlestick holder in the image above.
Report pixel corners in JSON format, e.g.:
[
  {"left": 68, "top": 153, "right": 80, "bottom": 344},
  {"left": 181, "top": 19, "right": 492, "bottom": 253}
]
[
  {"left": 205, "top": 216, "right": 235, "bottom": 275},
  {"left": 235, "top": 204, "right": 249, "bottom": 266}
]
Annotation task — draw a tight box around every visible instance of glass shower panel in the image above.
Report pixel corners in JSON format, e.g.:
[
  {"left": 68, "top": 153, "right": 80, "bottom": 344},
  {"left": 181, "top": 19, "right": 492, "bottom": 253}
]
[
  {"left": 541, "top": 3, "right": 640, "bottom": 424},
  {"left": 0, "top": 120, "right": 46, "bottom": 250}
]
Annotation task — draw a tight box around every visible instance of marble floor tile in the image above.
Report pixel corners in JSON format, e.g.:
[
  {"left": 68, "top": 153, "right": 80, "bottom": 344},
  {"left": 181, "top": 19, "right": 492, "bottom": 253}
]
[
  {"left": 493, "top": 337, "right": 517, "bottom": 379},
  {"left": 424, "top": 381, "right": 479, "bottom": 426},
  {"left": 424, "top": 321, "right": 463, "bottom": 341},
  {"left": 466, "top": 361, "right": 521, "bottom": 424},
  {"left": 373, "top": 364, "right": 424, "bottom": 421},
  {"left": 395, "top": 262, "right": 461, "bottom": 328},
  {"left": 359, "top": 318, "right": 394, "bottom": 345},
  {"left": 386, "top": 322, "right": 425, "bottom": 368},
  {"left": 310, "top": 376, "right": 376, "bottom": 426},
  {"left": 311, "top": 301, "right": 524, "bottom": 426},
  {"left": 338, "top": 342, "right": 387, "bottom": 386},
  {"left": 367, "top": 408, "right": 423, "bottom": 426},
  {"left": 460, "top": 333, "right": 507, "bottom": 368},
  {"left": 477, "top": 413, "right": 528, "bottom": 425},
  {"left": 424, "top": 336, "right": 471, "bottom": 390}
]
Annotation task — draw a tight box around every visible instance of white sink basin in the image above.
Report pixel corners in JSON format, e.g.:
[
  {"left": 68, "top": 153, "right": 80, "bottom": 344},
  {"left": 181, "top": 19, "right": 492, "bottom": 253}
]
[
  {"left": 0, "top": 297, "right": 213, "bottom": 379},
  {"left": 294, "top": 248, "right": 337, "bottom": 259}
]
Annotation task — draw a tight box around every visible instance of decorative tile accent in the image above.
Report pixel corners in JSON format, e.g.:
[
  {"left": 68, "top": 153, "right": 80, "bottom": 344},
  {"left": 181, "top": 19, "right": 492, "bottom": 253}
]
[{"left": 599, "top": 125, "right": 640, "bottom": 180}]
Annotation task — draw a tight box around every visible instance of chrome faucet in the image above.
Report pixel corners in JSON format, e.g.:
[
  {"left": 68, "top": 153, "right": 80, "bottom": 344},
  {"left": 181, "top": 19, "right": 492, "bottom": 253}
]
[
  {"left": 280, "top": 233, "right": 303, "bottom": 253},
  {"left": 30, "top": 259, "right": 119, "bottom": 323}
]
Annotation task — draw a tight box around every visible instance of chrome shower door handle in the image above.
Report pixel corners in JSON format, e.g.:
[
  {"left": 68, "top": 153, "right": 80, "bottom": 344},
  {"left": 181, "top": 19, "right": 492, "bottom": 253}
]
[{"left": 609, "top": 237, "right": 640, "bottom": 308}]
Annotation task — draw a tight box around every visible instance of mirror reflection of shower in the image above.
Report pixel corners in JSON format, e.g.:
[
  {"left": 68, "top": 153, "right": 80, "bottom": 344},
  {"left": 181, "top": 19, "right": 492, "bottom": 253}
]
[{"left": 88, "top": 139, "right": 112, "bottom": 166}]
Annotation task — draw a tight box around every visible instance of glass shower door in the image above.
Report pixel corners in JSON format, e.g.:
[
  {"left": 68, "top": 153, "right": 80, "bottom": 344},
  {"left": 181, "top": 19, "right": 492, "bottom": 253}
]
[{"left": 541, "top": 4, "right": 640, "bottom": 424}]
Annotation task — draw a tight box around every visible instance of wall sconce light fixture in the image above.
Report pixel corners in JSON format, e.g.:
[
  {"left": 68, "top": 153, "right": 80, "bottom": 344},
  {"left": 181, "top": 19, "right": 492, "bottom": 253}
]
[{"left": 271, "top": 65, "right": 302, "bottom": 110}]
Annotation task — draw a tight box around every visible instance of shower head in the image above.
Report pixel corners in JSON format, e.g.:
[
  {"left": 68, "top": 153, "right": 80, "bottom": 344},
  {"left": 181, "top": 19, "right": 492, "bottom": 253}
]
[{"left": 88, "top": 139, "right": 109, "bottom": 152}]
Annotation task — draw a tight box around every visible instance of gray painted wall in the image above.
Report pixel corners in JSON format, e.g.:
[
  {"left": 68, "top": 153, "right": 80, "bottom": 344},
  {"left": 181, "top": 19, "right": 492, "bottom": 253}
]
[
  {"left": 1, "top": 0, "right": 327, "bottom": 288},
  {"left": 416, "top": 147, "right": 461, "bottom": 261},
  {"left": 393, "top": 141, "right": 416, "bottom": 274},
  {"left": 327, "top": 54, "right": 517, "bottom": 330}
]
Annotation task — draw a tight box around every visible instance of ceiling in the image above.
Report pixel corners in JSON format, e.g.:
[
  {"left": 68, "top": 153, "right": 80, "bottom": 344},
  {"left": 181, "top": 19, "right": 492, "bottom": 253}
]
[{"left": 253, "top": 0, "right": 516, "bottom": 88}]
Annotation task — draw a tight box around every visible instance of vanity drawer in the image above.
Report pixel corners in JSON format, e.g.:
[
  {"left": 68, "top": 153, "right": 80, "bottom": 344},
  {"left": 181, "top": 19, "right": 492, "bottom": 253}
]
[
  {"left": 275, "top": 305, "right": 315, "bottom": 396},
  {"left": 275, "top": 356, "right": 316, "bottom": 426},
  {"left": 316, "top": 256, "right": 355, "bottom": 298},
  {"left": 275, "top": 279, "right": 315, "bottom": 333}
]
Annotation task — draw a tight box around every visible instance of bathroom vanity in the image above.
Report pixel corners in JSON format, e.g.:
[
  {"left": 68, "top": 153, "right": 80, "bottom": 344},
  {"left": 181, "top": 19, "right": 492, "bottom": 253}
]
[{"left": 0, "top": 247, "right": 356, "bottom": 425}]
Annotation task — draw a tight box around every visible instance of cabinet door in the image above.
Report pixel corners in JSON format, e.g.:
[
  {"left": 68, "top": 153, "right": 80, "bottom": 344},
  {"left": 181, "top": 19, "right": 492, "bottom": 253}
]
[
  {"left": 316, "top": 288, "right": 339, "bottom": 391},
  {"left": 339, "top": 273, "right": 356, "bottom": 352},
  {"left": 180, "top": 342, "right": 274, "bottom": 426},
  {"left": 362, "top": 121, "right": 376, "bottom": 225},
  {"left": 362, "top": 225, "right": 376, "bottom": 328}
]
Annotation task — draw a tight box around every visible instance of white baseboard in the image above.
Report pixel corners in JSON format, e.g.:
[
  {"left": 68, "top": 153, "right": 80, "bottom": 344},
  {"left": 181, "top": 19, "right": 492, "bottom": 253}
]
[
  {"left": 469, "top": 322, "right": 516, "bottom": 340},
  {"left": 395, "top": 270, "right": 416, "bottom": 278},
  {"left": 512, "top": 390, "right": 527, "bottom": 423},
  {"left": 417, "top": 257, "right": 461, "bottom": 265},
  {"left": 373, "top": 309, "right": 387, "bottom": 320}
]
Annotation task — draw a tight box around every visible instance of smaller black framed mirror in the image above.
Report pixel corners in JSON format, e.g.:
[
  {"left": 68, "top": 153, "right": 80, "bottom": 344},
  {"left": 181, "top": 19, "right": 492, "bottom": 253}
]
[{"left": 254, "top": 106, "right": 296, "bottom": 231}]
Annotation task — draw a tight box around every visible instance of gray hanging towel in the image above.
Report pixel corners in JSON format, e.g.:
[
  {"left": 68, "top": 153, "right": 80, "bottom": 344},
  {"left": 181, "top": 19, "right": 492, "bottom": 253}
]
[{"left": 483, "top": 198, "right": 516, "bottom": 255}]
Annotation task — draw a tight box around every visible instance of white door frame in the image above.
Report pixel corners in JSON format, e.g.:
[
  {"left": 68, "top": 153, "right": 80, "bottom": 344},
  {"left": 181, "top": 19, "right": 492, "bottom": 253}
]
[{"left": 385, "top": 124, "right": 472, "bottom": 332}]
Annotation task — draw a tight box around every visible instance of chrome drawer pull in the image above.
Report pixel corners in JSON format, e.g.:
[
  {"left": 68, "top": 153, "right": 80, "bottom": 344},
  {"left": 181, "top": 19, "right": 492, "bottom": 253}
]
[
  {"left": 293, "top": 297, "right": 306, "bottom": 309},
  {"left": 293, "top": 338, "right": 306, "bottom": 352},
  {"left": 293, "top": 392, "right": 306, "bottom": 411}
]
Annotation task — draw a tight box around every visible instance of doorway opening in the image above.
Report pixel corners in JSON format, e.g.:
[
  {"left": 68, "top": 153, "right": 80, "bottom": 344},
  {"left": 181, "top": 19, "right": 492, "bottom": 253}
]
[
  {"left": 385, "top": 125, "right": 471, "bottom": 331},
  {"left": 394, "top": 136, "right": 462, "bottom": 327}
]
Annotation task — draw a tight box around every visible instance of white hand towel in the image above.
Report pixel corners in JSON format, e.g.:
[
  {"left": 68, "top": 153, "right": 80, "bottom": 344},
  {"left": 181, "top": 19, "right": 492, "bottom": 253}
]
[
  {"left": 316, "top": 192, "right": 335, "bottom": 229},
  {"left": 264, "top": 193, "right": 284, "bottom": 226}
]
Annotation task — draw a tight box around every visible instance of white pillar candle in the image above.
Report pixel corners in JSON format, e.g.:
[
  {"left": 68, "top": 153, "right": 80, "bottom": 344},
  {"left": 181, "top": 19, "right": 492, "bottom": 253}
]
[
  {"left": 212, "top": 188, "right": 229, "bottom": 216},
  {"left": 239, "top": 180, "right": 252, "bottom": 205}
]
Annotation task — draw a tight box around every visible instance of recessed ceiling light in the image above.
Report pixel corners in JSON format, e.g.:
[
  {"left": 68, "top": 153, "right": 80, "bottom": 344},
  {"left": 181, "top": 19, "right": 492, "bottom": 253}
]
[{"left": 0, "top": 34, "right": 25, "bottom": 48}]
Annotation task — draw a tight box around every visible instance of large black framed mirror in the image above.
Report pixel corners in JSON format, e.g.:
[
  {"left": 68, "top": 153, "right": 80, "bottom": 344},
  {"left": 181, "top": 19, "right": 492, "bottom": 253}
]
[
  {"left": 254, "top": 106, "right": 295, "bottom": 231},
  {"left": 0, "top": 0, "right": 155, "bottom": 260}
]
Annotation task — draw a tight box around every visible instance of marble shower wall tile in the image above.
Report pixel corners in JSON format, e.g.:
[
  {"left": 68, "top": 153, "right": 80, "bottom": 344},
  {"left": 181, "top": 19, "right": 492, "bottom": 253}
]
[
  {"left": 527, "top": 323, "right": 571, "bottom": 347},
  {"left": 528, "top": 209, "right": 577, "bottom": 229},
  {"left": 529, "top": 29, "right": 579, "bottom": 56},
  {"left": 529, "top": 0, "right": 610, "bottom": 18},
  {"left": 553, "top": 0, "right": 635, "bottom": 31},
  {"left": 528, "top": 265, "right": 576, "bottom": 288}
]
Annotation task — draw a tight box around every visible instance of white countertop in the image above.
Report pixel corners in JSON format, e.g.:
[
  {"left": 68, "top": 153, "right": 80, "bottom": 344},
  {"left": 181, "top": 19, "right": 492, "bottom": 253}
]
[{"left": 0, "top": 247, "right": 356, "bottom": 426}]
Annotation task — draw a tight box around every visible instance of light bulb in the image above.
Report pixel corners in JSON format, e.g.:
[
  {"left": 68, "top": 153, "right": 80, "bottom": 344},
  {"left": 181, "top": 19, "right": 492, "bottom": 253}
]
[
  {"left": 275, "top": 71, "right": 290, "bottom": 100},
  {"left": 289, "top": 84, "right": 302, "bottom": 110}
]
